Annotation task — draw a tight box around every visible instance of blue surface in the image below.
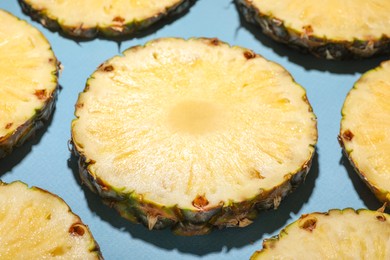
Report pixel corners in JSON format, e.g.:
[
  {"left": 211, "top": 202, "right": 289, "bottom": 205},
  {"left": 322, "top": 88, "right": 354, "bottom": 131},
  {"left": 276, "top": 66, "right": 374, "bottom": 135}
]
[{"left": 1, "top": 1, "right": 388, "bottom": 259}]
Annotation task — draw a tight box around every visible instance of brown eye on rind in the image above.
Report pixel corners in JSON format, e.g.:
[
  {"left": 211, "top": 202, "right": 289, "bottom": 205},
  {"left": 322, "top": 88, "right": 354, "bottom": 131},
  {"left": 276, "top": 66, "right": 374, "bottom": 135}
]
[
  {"left": 192, "top": 195, "right": 209, "bottom": 209},
  {"left": 244, "top": 50, "right": 256, "bottom": 59},
  {"left": 342, "top": 130, "right": 354, "bottom": 141},
  {"left": 299, "top": 216, "right": 317, "bottom": 232},
  {"left": 69, "top": 223, "right": 86, "bottom": 236}
]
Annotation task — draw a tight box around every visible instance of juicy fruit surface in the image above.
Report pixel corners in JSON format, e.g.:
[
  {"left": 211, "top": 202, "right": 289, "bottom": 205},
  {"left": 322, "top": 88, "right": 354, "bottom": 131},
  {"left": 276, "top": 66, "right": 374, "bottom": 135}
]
[
  {"left": 0, "top": 181, "right": 101, "bottom": 259},
  {"left": 251, "top": 209, "right": 390, "bottom": 259},
  {"left": 340, "top": 60, "right": 390, "bottom": 202},
  {"left": 246, "top": 0, "right": 390, "bottom": 41},
  {"left": 0, "top": 10, "right": 57, "bottom": 147},
  {"left": 21, "top": 0, "right": 188, "bottom": 35},
  {"left": 72, "top": 38, "right": 317, "bottom": 212}
]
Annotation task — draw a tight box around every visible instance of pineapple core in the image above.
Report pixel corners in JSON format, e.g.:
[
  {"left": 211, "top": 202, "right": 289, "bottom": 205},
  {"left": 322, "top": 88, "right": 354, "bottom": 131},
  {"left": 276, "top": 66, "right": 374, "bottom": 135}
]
[{"left": 168, "top": 100, "right": 222, "bottom": 134}]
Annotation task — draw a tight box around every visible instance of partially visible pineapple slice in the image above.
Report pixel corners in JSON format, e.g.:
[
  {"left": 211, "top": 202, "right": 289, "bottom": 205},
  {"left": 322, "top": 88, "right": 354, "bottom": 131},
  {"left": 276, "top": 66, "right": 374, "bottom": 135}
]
[
  {"left": 0, "top": 10, "right": 59, "bottom": 158},
  {"left": 236, "top": 0, "right": 390, "bottom": 59},
  {"left": 339, "top": 60, "right": 390, "bottom": 204},
  {"left": 0, "top": 181, "right": 102, "bottom": 259},
  {"left": 71, "top": 37, "right": 317, "bottom": 235},
  {"left": 251, "top": 209, "right": 390, "bottom": 259},
  {"left": 19, "top": 0, "right": 193, "bottom": 38}
]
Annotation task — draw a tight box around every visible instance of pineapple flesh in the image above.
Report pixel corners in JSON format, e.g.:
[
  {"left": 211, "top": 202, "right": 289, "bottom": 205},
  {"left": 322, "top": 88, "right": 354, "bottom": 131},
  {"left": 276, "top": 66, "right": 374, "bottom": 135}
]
[
  {"left": 0, "top": 181, "right": 102, "bottom": 259},
  {"left": 236, "top": 0, "right": 390, "bottom": 59},
  {"left": 251, "top": 209, "right": 390, "bottom": 259},
  {"left": 19, "top": 0, "right": 193, "bottom": 38},
  {"left": 0, "top": 10, "right": 59, "bottom": 158},
  {"left": 339, "top": 60, "right": 390, "bottom": 204},
  {"left": 71, "top": 37, "right": 317, "bottom": 235}
]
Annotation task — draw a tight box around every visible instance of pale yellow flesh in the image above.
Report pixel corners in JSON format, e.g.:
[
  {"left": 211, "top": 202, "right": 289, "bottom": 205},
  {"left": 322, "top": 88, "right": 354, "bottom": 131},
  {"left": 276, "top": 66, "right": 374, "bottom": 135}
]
[
  {"left": 341, "top": 60, "right": 390, "bottom": 195},
  {"left": 72, "top": 38, "right": 317, "bottom": 210},
  {"left": 0, "top": 182, "right": 98, "bottom": 259},
  {"left": 250, "top": 0, "right": 390, "bottom": 41},
  {"left": 23, "top": 0, "right": 184, "bottom": 28},
  {"left": 0, "top": 10, "right": 57, "bottom": 138},
  {"left": 252, "top": 209, "right": 390, "bottom": 259}
]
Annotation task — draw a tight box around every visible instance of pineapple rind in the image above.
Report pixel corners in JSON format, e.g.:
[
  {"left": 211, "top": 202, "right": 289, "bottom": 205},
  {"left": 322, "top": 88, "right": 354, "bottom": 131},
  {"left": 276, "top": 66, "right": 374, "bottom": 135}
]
[
  {"left": 236, "top": 0, "right": 390, "bottom": 59},
  {"left": 0, "top": 10, "right": 60, "bottom": 158},
  {"left": 339, "top": 60, "right": 390, "bottom": 205},
  {"left": 0, "top": 181, "right": 102, "bottom": 259},
  {"left": 71, "top": 37, "right": 317, "bottom": 235},
  {"left": 251, "top": 208, "right": 390, "bottom": 259},
  {"left": 18, "top": 0, "right": 194, "bottom": 39}
]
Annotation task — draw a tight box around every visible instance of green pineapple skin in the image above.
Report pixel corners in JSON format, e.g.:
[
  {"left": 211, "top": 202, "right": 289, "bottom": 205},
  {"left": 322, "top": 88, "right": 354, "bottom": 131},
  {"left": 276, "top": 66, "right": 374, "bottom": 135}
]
[
  {"left": 73, "top": 141, "right": 315, "bottom": 236},
  {"left": 250, "top": 208, "right": 390, "bottom": 259},
  {"left": 18, "top": 0, "right": 195, "bottom": 39},
  {"left": 0, "top": 181, "right": 103, "bottom": 259},
  {"left": 235, "top": 0, "right": 390, "bottom": 60},
  {"left": 0, "top": 59, "right": 60, "bottom": 159}
]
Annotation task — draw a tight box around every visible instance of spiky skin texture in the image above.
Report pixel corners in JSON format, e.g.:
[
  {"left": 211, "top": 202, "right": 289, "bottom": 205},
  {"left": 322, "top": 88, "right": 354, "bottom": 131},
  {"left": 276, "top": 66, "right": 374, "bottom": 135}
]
[
  {"left": 0, "top": 10, "right": 60, "bottom": 159},
  {"left": 339, "top": 60, "right": 390, "bottom": 205},
  {"left": 0, "top": 181, "right": 102, "bottom": 259},
  {"left": 251, "top": 209, "right": 390, "bottom": 259},
  {"left": 18, "top": 0, "right": 194, "bottom": 39},
  {"left": 236, "top": 0, "right": 390, "bottom": 59},
  {"left": 74, "top": 145, "right": 313, "bottom": 235}
]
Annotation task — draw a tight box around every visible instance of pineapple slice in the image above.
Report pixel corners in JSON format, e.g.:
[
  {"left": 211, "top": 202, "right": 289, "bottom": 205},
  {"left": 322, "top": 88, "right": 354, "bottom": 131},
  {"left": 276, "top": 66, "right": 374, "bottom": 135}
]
[
  {"left": 0, "top": 10, "right": 59, "bottom": 158},
  {"left": 236, "top": 0, "right": 390, "bottom": 59},
  {"left": 19, "top": 0, "right": 193, "bottom": 38},
  {"left": 0, "top": 181, "right": 102, "bottom": 259},
  {"left": 71, "top": 37, "right": 317, "bottom": 235},
  {"left": 339, "top": 60, "right": 390, "bottom": 204},
  {"left": 251, "top": 208, "right": 390, "bottom": 259}
]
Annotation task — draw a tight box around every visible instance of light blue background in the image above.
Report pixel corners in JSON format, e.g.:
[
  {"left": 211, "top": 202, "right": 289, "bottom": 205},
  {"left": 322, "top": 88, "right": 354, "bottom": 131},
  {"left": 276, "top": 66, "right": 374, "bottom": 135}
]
[{"left": 1, "top": 1, "right": 388, "bottom": 259}]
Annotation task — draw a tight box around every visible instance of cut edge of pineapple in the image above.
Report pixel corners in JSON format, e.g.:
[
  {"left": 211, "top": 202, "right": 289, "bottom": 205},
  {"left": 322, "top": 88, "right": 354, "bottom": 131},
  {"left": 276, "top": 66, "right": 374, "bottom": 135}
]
[
  {"left": 251, "top": 208, "right": 390, "bottom": 259},
  {"left": 0, "top": 181, "right": 102, "bottom": 259},
  {"left": 71, "top": 37, "right": 317, "bottom": 212},
  {"left": 245, "top": 0, "right": 390, "bottom": 41},
  {"left": 19, "top": 0, "right": 193, "bottom": 38},
  {"left": 236, "top": 0, "right": 390, "bottom": 59},
  {"left": 339, "top": 60, "right": 390, "bottom": 204},
  {"left": 0, "top": 9, "right": 59, "bottom": 158}
]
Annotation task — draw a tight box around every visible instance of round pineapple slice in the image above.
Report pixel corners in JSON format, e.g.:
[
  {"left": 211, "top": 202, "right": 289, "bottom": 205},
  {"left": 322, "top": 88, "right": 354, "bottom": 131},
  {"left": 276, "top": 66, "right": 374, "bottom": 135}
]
[
  {"left": 0, "top": 181, "right": 102, "bottom": 259},
  {"left": 0, "top": 10, "right": 59, "bottom": 158},
  {"left": 236, "top": 0, "right": 390, "bottom": 59},
  {"left": 71, "top": 37, "right": 317, "bottom": 235},
  {"left": 339, "top": 60, "right": 390, "bottom": 204},
  {"left": 251, "top": 208, "right": 390, "bottom": 259},
  {"left": 19, "top": 0, "right": 193, "bottom": 38}
]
